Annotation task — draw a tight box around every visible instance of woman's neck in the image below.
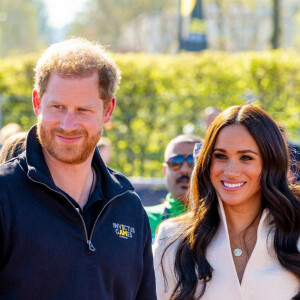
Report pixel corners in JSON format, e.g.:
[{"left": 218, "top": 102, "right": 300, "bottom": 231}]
[{"left": 223, "top": 201, "right": 262, "bottom": 235}]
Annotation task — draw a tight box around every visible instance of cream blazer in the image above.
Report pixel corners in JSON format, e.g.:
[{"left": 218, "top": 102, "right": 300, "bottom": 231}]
[{"left": 153, "top": 201, "right": 300, "bottom": 300}]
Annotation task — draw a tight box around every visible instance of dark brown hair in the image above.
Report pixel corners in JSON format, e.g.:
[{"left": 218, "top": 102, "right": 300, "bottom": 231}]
[{"left": 163, "top": 105, "right": 300, "bottom": 300}]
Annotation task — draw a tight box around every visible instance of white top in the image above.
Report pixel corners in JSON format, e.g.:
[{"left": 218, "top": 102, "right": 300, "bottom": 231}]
[{"left": 153, "top": 200, "right": 300, "bottom": 300}]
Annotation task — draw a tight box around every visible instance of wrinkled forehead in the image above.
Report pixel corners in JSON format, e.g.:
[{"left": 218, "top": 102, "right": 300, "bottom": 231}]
[{"left": 164, "top": 142, "right": 195, "bottom": 161}]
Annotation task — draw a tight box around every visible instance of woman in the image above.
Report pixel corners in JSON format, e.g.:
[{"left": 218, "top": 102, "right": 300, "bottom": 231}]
[{"left": 153, "top": 105, "right": 300, "bottom": 300}]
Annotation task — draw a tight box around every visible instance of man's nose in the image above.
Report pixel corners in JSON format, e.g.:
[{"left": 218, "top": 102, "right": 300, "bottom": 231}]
[
  {"left": 60, "top": 111, "right": 78, "bottom": 132},
  {"left": 180, "top": 161, "right": 192, "bottom": 173}
]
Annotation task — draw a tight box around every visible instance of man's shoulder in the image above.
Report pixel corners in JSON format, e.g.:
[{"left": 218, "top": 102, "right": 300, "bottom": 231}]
[
  {"left": 0, "top": 157, "right": 23, "bottom": 180},
  {"left": 96, "top": 162, "right": 136, "bottom": 199},
  {"left": 0, "top": 158, "right": 26, "bottom": 202}
]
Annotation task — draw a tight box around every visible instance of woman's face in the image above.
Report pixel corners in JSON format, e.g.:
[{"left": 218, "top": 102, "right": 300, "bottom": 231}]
[{"left": 209, "top": 124, "right": 263, "bottom": 210}]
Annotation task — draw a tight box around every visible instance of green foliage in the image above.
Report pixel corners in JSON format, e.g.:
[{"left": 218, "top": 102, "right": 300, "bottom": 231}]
[
  {"left": 0, "top": 50, "right": 299, "bottom": 176},
  {"left": 0, "top": 54, "right": 38, "bottom": 128}
]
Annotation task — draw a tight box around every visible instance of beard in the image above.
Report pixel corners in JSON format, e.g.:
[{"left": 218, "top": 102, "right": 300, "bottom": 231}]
[{"left": 37, "top": 118, "right": 102, "bottom": 165}]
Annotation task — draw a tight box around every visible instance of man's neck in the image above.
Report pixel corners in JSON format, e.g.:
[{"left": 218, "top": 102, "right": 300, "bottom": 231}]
[
  {"left": 167, "top": 193, "right": 186, "bottom": 206},
  {"left": 43, "top": 149, "right": 95, "bottom": 209}
]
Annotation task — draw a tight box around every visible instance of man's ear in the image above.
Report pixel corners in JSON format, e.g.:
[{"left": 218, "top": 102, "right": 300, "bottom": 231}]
[
  {"left": 162, "top": 163, "right": 167, "bottom": 176},
  {"left": 104, "top": 97, "right": 116, "bottom": 123},
  {"left": 32, "top": 89, "right": 40, "bottom": 115}
]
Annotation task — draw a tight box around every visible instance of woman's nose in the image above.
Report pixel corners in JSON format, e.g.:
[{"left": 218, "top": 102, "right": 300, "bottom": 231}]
[{"left": 224, "top": 159, "right": 240, "bottom": 177}]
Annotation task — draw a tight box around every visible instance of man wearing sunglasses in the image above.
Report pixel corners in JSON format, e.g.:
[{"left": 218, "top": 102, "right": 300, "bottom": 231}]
[{"left": 145, "top": 135, "right": 202, "bottom": 242}]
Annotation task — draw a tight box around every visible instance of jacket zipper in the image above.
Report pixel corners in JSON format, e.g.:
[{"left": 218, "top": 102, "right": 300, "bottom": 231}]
[
  {"left": 88, "top": 190, "right": 133, "bottom": 245},
  {"left": 28, "top": 175, "right": 132, "bottom": 252}
]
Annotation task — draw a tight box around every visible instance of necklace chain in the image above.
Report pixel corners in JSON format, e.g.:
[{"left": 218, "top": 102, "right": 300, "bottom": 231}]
[{"left": 231, "top": 230, "right": 257, "bottom": 257}]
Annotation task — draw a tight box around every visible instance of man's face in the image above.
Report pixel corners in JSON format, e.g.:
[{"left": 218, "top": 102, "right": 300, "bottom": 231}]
[
  {"left": 163, "top": 142, "right": 195, "bottom": 202},
  {"left": 33, "top": 72, "right": 115, "bottom": 165}
]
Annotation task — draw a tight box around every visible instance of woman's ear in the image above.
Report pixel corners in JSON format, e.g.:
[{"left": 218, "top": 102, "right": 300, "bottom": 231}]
[{"left": 32, "top": 89, "right": 40, "bottom": 116}]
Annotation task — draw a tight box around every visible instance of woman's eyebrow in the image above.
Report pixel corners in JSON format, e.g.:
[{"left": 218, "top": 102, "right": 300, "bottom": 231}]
[
  {"left": 213, "top": 148, "right": 259, "bottom": 156},
  {"left": 237, "top": 150, "right": 259, "bottom": 156}
]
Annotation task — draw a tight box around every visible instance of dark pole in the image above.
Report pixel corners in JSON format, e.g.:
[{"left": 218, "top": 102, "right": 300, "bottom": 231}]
[
  {"left": 271, "top": 0, "right": 280, "bottom": 49},
  {"left": 178, "top": 0, "right": 182, "bottom": 52}
]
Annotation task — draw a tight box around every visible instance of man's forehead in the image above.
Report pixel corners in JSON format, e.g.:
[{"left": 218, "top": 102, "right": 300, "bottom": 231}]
[{"left": 164, "top": 142, "right": 195, "bottom": 161}]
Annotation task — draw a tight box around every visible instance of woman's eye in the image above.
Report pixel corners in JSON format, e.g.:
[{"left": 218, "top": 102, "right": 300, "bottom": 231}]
[
  {"left": 214, "top": 153, "right": 226, "bottom": 159},
  {"left": 241, "top": 155, "right": 253, "bottom": 161},
  {"left": 53, "top": 105, "right": 63, "bottom": 109}
]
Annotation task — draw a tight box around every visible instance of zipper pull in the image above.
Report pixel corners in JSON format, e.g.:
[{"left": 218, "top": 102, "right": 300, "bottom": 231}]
[{"left": 87, "top": 240, "right": 96, "bottom": 252}]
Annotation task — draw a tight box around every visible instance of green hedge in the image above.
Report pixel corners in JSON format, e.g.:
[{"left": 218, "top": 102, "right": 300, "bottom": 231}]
[{"left": 0, "top": 51, "right": 299, "bottom": 176}]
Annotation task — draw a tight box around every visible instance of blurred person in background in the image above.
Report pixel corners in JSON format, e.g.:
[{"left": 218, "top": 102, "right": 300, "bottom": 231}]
[
  {"left": 97, "top": 136, "right": 112, "bottom": 165},
  {"left": 203, "top": 106, "right": 221, "bottom": 130},
  {"left": 153, "top": 105, "right": 299, "bottom": 300},
  {"left": 279, "top": 126, "right": 300, "bottom": 183},
  {"left": 0, "top": 38, "right": 156, "bottom": 300},
  {"left": 0, "top": 122, "right": 21, "bottom": 149},
  {"left": 145, "top": 134, "right": 202, "bottom": 243},
  {"left": 0, "top": 131, "right": 27, "bottom": 163},
  {"left": 289, "top": 144, "right": 300, "bottom": 183}
]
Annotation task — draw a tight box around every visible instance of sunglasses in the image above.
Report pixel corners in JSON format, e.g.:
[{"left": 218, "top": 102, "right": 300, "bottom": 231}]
[{"left": 166, "top": 154, "right": 194, "bottom": 170}]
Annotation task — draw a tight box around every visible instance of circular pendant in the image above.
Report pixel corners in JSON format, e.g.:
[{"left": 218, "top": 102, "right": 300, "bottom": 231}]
[{"left": 233, "top": 248, "right": 243, "bottom": 257}]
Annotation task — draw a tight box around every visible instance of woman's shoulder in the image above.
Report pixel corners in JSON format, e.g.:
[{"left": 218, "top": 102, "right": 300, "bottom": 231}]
[
  {"left": 158, "top": 218, "right": 182, "bottom": 233},
  {"left": 153, "top": 214, "right": 191, "bottom": 255},
  {"left": 156, "top": 213, "right": 191, "bottom": 239}
]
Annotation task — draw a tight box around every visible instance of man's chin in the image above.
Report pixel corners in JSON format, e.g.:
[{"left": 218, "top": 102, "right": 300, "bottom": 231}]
[
  {"left": 178, "top": 184, "right": 189, "bottom": 191},
  {"left": 55, "top": 152, "right": 90, "bottom": 164},
  {"left": 43, "top": 146, "right": 92, "bottom": 165},
  {"left": 173, "top": 190, "right": 188, "bottom": 202}
]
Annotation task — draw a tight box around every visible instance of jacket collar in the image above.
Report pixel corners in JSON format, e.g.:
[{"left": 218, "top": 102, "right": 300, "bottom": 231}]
[
  {"left": 22, "top": 125, "right": 135, "bottom": 201},
  {"left": 216, "top": 196, "right": 270, "bottom": 234}
]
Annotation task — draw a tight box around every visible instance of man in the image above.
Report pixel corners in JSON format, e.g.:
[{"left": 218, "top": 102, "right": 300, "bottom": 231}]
[
  {"left": 0, "top": 38, "right": 156, "bottom": 300},
  {"left": 203, "top": 106, "right": 221, "bottom": 130},
  {"left": 145, "top": 135, "right": 202, "bottom": 242}
]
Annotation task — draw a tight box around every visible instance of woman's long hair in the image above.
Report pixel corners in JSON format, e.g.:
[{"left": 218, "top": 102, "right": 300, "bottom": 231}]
[{"left": 163, "top": 105, "right": 300, "bottom": 300}]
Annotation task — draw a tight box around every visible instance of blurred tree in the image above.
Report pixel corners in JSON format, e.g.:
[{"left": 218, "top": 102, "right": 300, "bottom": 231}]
[
  {"left": 68, "top": 0, "right": 175, "bottom": 50},
  {"left": 205, "top": 0, "right": 271, "bottom": 51},
  {"left": 271, "top": 0, "right": 280, "bottom": 49},
  {"left": 0, "top": 0, "right": 48, "bottom": 57}
]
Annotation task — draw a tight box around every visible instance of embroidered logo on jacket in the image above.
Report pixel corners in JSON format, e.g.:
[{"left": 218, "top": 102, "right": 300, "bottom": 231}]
[{"left": 113, "top": 223, "right": 135, "bottom": 239}]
